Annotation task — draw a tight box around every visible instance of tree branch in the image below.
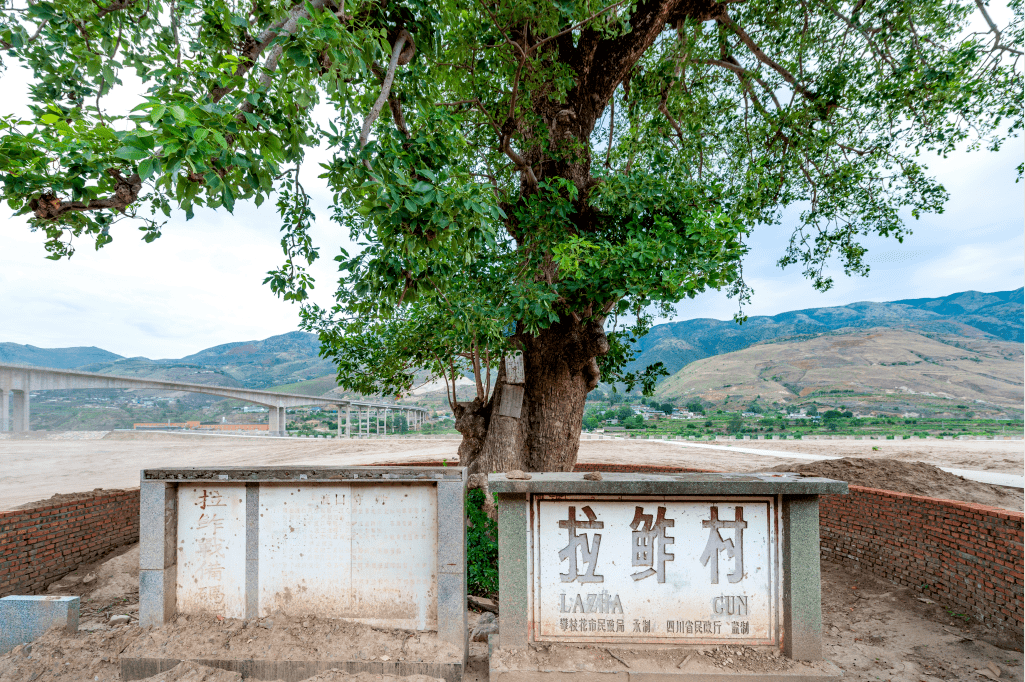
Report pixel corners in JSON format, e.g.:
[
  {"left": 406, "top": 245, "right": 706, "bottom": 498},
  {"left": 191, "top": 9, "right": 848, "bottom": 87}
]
[
  {"left": 533, "top": 0, "right": 630, "bottom": 50},
  {"left": 974, "top": 0, "right": 1023, "bottom": 55},
  {"left": 30, "top": 170, "right": 142, "bottom": 220},
  {"left": 701, "top": 58, "right": 782, "bottom": 110},
  {"left": 359, "top": 30, "right": 413, "bottom": 166},
  {"left": 211, "top": 0, "right": 330, "bottom": 105},
  {"left": 719, "top": 14, "right": 816, "bottom": 100},
  {"left": 500, "top": 134, "right": 539, "bottom": 186}
]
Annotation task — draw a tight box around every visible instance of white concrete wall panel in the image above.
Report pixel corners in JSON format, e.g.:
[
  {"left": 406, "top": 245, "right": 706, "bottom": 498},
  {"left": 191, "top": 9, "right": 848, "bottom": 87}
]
[
  {"left": 532, "top": 496, "right": 777, "bottom": 645},
  {"left": 351, "top": 484, "right": 437, "bottom": 630},
  {"left": 258, "top": 484, "right": 354, "bottom": 618},
  {"left": 256, "top": 483, "right": 437, "bottom": 629},
  {"left": 177, "top": 484, "right": 247, "bottom": 618}
]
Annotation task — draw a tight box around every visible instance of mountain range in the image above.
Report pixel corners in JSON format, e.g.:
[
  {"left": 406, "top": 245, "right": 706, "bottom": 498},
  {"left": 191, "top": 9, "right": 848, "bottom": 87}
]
[
  {"left": 626, "top": 288, "right": 1023, "bottom": 380},
  {"left": 0, "top": 332, "right": 335, "bottom": 390},
  {"left": 1, "top": 289, "right": 1021, "bottom": 402}
]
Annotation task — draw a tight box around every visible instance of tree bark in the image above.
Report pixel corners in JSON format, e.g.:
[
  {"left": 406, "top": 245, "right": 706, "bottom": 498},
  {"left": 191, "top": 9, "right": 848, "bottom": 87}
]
[{"left": 462, "top": 317, "right": 607, "bottom": 474}]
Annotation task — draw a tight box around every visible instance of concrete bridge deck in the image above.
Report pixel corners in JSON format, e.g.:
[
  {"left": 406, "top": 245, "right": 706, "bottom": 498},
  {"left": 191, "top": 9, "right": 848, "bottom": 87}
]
[{"left": 0, "top": 363, "right": 426, "bottom": 437}]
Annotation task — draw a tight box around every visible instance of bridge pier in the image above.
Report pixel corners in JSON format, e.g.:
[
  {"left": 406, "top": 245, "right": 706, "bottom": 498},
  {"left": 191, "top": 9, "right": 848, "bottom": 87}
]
[
  {"left": 11, "top": 390, "right": 29, "bottom": 432},
  {"left": 0, "top": 363, "right": 425, "bottom": 436},
  {"left": 268, "top": 406, "right": 287, "bottom": 436}
]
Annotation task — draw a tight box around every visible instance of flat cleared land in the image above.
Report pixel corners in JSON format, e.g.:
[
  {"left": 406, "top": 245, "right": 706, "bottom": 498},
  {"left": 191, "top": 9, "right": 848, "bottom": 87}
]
[{"left": 0, "top": 431, "right": 1021, "bottom": 510}]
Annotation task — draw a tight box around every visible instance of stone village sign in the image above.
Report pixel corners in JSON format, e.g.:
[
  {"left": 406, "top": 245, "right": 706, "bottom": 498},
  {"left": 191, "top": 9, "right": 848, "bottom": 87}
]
[
  {"left": 535, "top": 497, "right": 775, "bottom": 644},
  {"left": 121, "top": 464, "right": 844, "bottom": 681},
  {"left": 490, "top": 471, "right": 848, "bottom": 680}
]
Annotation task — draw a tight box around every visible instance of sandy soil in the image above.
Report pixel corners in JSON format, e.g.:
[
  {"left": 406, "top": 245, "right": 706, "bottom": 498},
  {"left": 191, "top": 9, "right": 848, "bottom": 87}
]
[
  {"left": 0, "top": 432, "right": 461, "bottom": 510},
  {"left": 124, "top": 614, "right": 460, "bottom": 663},
  {"left": 580, "top": 438, "right": 1025, "bottom": 475},
  {"left": 1, "top": 543, "right": 1020, "bottom": 682},
  {"left": 767, "top": 458, "right": 1023, "bottom": 510},
  {"left": 2, "top": 431, "right": 1021, "bottom": 511}
]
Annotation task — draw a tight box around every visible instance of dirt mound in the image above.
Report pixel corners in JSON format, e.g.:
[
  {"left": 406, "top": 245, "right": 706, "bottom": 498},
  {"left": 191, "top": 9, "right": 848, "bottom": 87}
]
[
  {"left": 13, "top": 487, "right": 134, "bottom": 510},
  {"left": 770, "top": 458, "right": 1023, "bottom": 509},
  {"left": 141, "top": 661, "right": 243, "bottom": 681},
  {"left": 138, "top": 661, "right": 445, "bottom": 681},
  {"left": 0, "top": 624, "right": 141, "bottom": 682},
  {"left": 124, "top": 613, "right": 461, "bottom": 664}
]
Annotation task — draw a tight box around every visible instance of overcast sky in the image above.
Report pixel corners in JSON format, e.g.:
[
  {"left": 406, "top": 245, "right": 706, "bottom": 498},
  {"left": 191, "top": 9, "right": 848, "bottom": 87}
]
[{"left": 1, "top": 60, "right": 1021, "bottom": 359}]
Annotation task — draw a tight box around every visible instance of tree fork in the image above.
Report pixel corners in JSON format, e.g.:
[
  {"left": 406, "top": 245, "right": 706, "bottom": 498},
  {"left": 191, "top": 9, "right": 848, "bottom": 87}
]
[{"left": 462, "top": 319, "right": 608, "bottom": 475}]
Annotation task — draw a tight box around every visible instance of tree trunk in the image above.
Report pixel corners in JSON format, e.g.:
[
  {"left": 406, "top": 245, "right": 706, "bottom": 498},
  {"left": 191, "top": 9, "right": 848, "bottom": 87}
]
[{"left": 462, "top": 317, "right": 607, "bottom": 474}]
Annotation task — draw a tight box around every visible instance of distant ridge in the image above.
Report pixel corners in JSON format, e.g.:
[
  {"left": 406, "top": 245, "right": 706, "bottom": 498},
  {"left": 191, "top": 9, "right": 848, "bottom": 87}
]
[
  {"left": 0, "top": 343, "right": 122, "bottom": 369},
  {"left": 629, "top": 288, "right": 1024, "bottom": 380},
  {"left": 3, "top": 289, "right": 1021, "bottom": 392},
  {"left": 3, "top": 331, "right": 334, "bottom": 390}
]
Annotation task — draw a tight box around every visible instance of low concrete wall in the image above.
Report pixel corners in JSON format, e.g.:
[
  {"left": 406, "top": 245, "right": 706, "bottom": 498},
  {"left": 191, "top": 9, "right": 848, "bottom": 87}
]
[
  {"left": 0, "top": 490, "right": 140, "bottom": 597},
  {"left": 820, "top": 485, "right": 1023, "bottom": 637},
  {"left": 2, "top": 458, "right": 1019, "bottom": 643}
]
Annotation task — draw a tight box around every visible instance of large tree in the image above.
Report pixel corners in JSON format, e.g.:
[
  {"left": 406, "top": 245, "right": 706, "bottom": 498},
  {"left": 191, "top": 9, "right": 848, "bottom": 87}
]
[{"left": 2, "top": 0, "right": 1020, "bottom": 473}]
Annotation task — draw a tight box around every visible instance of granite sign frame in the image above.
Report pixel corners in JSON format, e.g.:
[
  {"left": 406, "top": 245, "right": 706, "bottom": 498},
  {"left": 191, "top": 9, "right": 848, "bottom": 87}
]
[
  {"left": 135, "top": 466, "right": 467, "bottom": 681},
  {"left": 489, "top": 471, "right": 847, "bottom": 680}
]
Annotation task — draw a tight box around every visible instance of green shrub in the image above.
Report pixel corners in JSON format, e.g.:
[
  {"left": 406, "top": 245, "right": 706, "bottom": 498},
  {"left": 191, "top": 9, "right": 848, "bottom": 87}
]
[{"left": 466, "top": 489, "right": 499, "bottom": 597}]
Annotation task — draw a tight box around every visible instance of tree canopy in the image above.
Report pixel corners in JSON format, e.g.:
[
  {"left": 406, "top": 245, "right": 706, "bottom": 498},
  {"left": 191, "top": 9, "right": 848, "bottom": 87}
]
[{"left": 2, "top": 0, "right": 1020, "bottom": 469}]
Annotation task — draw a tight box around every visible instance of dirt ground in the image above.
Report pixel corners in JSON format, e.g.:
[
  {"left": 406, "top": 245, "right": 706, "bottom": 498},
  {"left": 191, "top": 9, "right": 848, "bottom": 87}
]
[
  {"left": 767, "top": 457, "right": 1023, "bottom": 510},
  {"left": 585, "top": 437, "right": 1025, "bottom": 475},
  {"left": 1, "top": 432, "right": 1021, "bottom": 681},
  {"left": 1, "top": 542, "right": 1021, "bottom": 682},
  {"left": 1, "top": 431, "right": 1021, "bottom": 510}
]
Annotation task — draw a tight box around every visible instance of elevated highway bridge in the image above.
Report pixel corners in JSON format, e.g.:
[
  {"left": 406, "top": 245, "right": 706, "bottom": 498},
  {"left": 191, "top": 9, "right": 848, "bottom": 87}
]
[{"left": 0, "top": 363, "right": 426, "bottom": 437}]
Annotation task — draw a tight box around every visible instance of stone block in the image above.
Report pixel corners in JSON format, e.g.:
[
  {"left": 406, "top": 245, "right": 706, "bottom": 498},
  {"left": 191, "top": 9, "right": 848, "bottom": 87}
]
[
  {"left": 497, "top": 494, "right": 529, "bottom": 650},
  {"left": 246, "top": 483, "right": 260, "bottom": 620},
  {"left": 437, "top": 572, "right": 468, "bottom": 659},
  {"left": 139, "top": 565, "right": 176, "bottom": 627},
  {"left": 122, "top": 658, "right": 464, "bottom": 682},
  {"left": 0, "top": 596, "right": 79, "bottom": 654},
  {"left": 139, "top": 480, "right": 176, "bottom": 570},
  {"left": 782, "top": 496, "right": 821, "bottom": 661},
  {"left": 437, "top": 480, "right": 466, "bottom": 574}
]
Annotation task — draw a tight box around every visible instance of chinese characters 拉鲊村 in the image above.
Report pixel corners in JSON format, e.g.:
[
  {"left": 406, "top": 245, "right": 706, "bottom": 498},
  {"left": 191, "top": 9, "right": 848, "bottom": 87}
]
[
  {"left": 629, "top": 505, "right": 675, "bottom": 582},
  {"left": 558, "top": 506, "right": 604, "bottom": 583},
  {"left": 700, "top": 506, "right": 747, "bottom": 584}
]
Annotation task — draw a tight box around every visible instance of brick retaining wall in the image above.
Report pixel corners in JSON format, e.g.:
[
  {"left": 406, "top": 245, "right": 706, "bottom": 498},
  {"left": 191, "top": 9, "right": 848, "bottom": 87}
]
[
  {"left": 820, "top": 485, "right": 1023, "bottom": 636},
  {"left": 2, "top": 462, "right": 1020, "bottom": 639},
  {"left": 0, "top": 489, "right": 140, "bottom": 597}
]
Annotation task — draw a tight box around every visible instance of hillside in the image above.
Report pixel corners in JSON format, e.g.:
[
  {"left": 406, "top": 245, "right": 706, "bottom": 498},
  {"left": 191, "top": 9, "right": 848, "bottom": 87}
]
[
  {"left": 0, "top": 343, "right": 122, "bottom": 369},
  {"left": 629, "top": 288, "right": 1024, "bottom": 379},
  {"left": 73, "top": 332, "right": 336, "bottom": 389},
  {"left": 4, "top": 289, "right": 1022, "bottom": 409},
  {"left": 654, "top": 328, "right": 1024, "bottom": 417}
]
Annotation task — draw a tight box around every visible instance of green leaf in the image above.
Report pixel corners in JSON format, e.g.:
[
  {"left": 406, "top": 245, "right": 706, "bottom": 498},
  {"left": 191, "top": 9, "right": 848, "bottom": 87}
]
[
  {"left": 222, "top": 184, "right": 235, "bottom": 213},
  {"left": 40, "top": 113, "right": 61, "bottom": 124},
  {"left": 114, "top": 147, "right": 149, "bottom": 161},
  {"left": 138, "top": 158, "right": 155, "bottom": 181},
  {"left": 167, "top": 105, "right": 187, "bottom": 123}
]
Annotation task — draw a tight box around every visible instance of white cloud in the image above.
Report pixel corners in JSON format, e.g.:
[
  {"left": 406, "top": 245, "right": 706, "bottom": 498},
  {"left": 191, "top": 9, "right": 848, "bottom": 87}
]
[{"left": 1, "top": 45, "right": 1021, "bottom": 357}]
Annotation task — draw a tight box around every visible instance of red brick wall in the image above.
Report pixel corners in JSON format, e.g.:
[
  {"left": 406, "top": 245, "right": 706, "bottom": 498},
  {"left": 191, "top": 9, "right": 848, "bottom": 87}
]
[
  {"left": 0, "top": 489, "right": 140, "bottom": 597},
  {"left": 820, "top": 485, "right": 1023, "bottom": 636}
]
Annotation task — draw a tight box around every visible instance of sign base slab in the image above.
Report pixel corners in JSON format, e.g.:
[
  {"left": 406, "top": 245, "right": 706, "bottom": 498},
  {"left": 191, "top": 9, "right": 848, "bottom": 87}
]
[
  {"left": 488, "top": 635, "right": 841, "bottom": 682},
  {"left": 121, "top": 656, "right": 463, "bottom": 682}
]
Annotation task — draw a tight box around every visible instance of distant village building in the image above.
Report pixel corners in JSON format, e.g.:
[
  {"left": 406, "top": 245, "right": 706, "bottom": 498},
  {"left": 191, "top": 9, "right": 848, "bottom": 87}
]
[{"left": 133, "top": 421, "right": 268, "bottom": 432}]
